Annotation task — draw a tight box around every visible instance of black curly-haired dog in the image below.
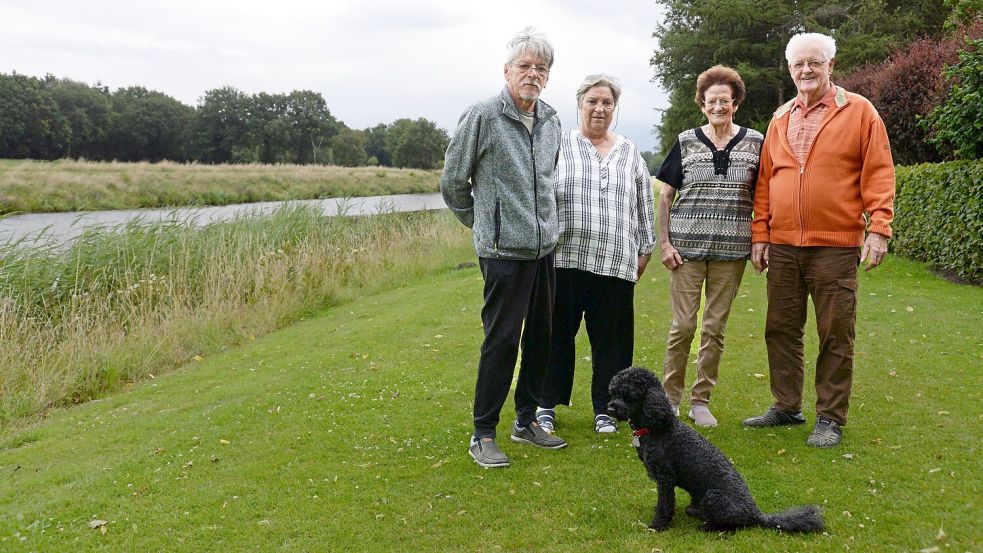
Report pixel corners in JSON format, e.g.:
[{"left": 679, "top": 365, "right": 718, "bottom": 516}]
[{"left": 607, "top": 366, "right": 825, "bottom": 533}]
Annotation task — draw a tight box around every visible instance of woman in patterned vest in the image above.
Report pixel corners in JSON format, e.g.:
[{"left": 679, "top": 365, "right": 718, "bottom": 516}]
[{"left": 654, "top": 65, "right": 763, "bottom": 427}]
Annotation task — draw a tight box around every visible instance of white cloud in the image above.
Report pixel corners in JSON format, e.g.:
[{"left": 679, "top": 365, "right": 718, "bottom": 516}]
[{"left": 2, "top": 0, "right": 669, "bottom": 151}]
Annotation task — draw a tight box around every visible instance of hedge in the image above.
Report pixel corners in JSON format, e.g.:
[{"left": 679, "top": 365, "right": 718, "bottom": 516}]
[{"left": 892, "top": 159, "right": 983, "bottom": 284}]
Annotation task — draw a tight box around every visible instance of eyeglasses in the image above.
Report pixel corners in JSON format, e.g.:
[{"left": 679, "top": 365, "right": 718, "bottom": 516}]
[
  {"left": 703, "top": 99, "right": 733, "bottom": 107},
  {"left": 790, "top": 59, "right": 828, "bottom": 72},
  {"left": 513, "top": 62, "right": 549, "bottom": 77}
]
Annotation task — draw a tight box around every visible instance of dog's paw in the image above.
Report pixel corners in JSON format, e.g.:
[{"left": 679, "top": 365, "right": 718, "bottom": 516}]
[{"left": 648, "top": 519, "right": 671, "bottom": 532}]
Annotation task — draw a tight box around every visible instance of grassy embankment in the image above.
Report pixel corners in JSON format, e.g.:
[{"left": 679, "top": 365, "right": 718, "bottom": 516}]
[
  {"left": 0, "top": 159, "right": 440, "bottom": 214},
  {"left": 0, "top": 208, "right": 471, "bottom": 424},
  {"left": 0, "top": 216, "right": 980, "bottom": 551}
]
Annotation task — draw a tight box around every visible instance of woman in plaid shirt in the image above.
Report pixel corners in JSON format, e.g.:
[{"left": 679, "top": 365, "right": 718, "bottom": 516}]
[{"left": 536, "top": 74, "right": 657, "bottom": 435}]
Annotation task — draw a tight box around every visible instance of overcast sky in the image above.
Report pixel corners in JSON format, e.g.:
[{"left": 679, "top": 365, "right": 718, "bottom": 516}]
[{"left": 3, "top": 0, "right": 669, "bottom": 152}]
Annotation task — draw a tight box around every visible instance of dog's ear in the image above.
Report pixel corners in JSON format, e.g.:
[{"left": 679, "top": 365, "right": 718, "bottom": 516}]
[{"left": 639, "top": 382, "right": 676, "bottom": 433}]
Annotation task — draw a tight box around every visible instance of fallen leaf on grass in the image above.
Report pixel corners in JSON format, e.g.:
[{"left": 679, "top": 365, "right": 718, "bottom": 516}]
[
  {"left": 431, "top": 459, "right": 447, "bottom": 468},
  {"left": 928, "top": 468, "right": 941, "bottom": 473},
  {"left": 257, "top": 519, "right": 271, "bottom": 526},
  {"left": 193, "top": 355, "right": 203, "bottom": 362},
  {"left": 843, "top": 454, "right": 854, "bottom": 460},
  {"left": 776, "top": 449, "right": 786, "bottom": 456},
  {"left": 153, "top": 447, "right": 166, "bottom": 454},
  {"left": 88, "top": 520, "right": 108, "bottom": 530},
  {"left": 936, "top": 523, "right": 945, "bottom": 541},
  {"left": 753, "top": 373, "right": 765, "bottom": 379},
  {"left": 937, "top": 411, "right": 950, "bottom": 416},
  {"left": 920, "top": 547, "right": 940, "bottom": 553},
  {"left": 219, "top": 439, "right": 230, "bottom": 445}
]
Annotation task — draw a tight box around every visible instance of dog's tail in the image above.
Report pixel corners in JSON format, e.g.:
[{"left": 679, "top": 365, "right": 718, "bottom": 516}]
[{"left": 758, "top": 505, "right": 825, "bottom": 533}]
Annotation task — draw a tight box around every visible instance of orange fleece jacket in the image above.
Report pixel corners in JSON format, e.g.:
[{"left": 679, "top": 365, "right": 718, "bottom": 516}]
[{"left": 752, "top": 86, "right": 895, "bottom": 247}]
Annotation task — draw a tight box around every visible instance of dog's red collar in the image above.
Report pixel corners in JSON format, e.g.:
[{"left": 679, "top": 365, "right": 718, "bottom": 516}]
[{"left": 632, "top": 428, "right": 650, "bottom": 437}]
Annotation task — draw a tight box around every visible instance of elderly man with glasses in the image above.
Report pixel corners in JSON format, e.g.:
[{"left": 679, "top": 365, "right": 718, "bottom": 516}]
[
  {"left": 744, "top": 33, "right": 896, "bottom": 448},
  {"left": 441, "top": 26, "right": 566, "bottom": 468}
]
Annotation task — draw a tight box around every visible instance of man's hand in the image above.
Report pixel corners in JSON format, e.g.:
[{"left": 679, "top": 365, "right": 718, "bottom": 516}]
[
  {"left": 752, "top": 243, "right": 769, "bottom": 274},
  {"left": 660, "top": 242, "right": 683, "bottom": 270},
  {"left": 861, "top": 232, "right": 889, "bottom": 271},
  {"left": 637, "top": 255, "right": 651, "bottom": 279}
]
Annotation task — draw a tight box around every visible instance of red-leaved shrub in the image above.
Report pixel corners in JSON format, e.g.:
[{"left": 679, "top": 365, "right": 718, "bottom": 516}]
[{"left": 839, "top": 21, "right": 982, "bottom": 164}]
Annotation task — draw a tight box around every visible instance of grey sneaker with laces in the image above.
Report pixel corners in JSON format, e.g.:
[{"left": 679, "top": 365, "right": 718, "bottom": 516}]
[
  {"left": 468, "top": 437, "right": 510, "bottom": 468},
  {"left": 806, "top": 418, "right": 843, "bottom": 448},
  {"left": 742, "top": 407, "right": 806, "bottom": 427},
  {"left": 511, "top": 421, "right": 567, "bottom": 449}
]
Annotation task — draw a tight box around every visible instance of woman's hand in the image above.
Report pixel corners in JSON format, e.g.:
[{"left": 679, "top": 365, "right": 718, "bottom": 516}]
[{"left": 661, "top": 242, "right": 683, "bottom": 270}]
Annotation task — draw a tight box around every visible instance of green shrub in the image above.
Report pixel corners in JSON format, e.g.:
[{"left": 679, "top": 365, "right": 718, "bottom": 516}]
[
  {"left": 892, "top": 160, "right": 983, "bottom": 283},
  {"left": 923, "top": 37, "right": 983, "bottom": 160}
]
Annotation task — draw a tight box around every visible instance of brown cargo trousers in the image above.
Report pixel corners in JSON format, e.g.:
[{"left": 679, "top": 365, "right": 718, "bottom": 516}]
[{"left": 765, "top": 244, "right": 861, "bottom": 424}]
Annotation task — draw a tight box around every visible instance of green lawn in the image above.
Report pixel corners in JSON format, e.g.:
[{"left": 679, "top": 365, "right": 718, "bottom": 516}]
[{"left": 1, "top": 255, "right": 980, "bottom": 552}]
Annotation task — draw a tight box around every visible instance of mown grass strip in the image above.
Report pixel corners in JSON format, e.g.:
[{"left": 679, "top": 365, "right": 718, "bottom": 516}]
[
  {"left": 0, "top": 159, "right": 440, "bottom": 214},
  {"left": 0, "top": 252, "right": 979, "bottom": 551}
]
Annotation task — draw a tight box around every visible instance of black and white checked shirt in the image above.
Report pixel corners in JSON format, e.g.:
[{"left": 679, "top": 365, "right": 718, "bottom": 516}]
[{"left": 554, "top": 130, "right": 657, "bottom": 282}]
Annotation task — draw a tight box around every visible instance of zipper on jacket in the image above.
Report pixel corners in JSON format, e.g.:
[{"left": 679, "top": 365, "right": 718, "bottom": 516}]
[
  {"left": 494, "top": 199, "right": 501, "bottom": 251},
  {"left": 530, "top": 124, "right": 542, "bottom": 259},
  {"left": 798, "top": 165, "right": 806, "bottom": 244}
]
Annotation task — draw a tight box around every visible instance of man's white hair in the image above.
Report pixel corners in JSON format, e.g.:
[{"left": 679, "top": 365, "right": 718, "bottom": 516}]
[
  {"left": 506, "top": 26, "right": 555, "bottom": 68},
  {"left": 785, "top": 33, "right": 837, "bottom": 62}
]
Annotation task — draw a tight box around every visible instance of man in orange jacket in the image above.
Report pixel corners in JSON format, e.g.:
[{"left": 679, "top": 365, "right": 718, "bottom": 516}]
[{"left": 743, "top": 32, "right": 896, "bottom": 448}]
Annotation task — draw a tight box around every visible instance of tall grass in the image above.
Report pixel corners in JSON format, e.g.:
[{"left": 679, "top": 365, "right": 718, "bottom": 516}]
[
  {"left": 0, "top": 208, "right": 471, "bottom": 424},
  {"left": 0, "top": 159, "right": 440, "bottom": 214}
]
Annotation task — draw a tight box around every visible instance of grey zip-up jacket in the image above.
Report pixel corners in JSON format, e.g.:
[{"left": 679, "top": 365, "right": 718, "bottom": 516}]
[{"left": 440, "top": 86, "right": 562, "bottom": 260}]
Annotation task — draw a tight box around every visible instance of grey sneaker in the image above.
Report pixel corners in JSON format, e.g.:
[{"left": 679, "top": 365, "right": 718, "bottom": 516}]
[
  {"left": 743, "top": 407, "right": 806, "bottom": 427},
  {"left": 806, "top": 418, "right": 843, "bottom": 448},
  {"left": 535, "top": 407, "right": 556, "bottom": 434},
  {"left": 468, "top": 437, "right": 510, "bottom": 468},
  {"left": 511, "top": 422, "right": 567, "bottom": 449}
]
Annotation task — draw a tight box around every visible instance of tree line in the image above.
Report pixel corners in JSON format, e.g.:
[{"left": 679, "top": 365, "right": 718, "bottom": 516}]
[
  {"left": 650, "top": 0, "right": 981, "bottom": 164},
  {"left": 0, "top": 75, "right": 449, "bottom": 169}
]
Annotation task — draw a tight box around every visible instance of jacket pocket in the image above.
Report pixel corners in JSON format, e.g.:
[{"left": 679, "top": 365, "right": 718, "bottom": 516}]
[{"left": 494, "top": 199, "right": 502, "bottom": 251}]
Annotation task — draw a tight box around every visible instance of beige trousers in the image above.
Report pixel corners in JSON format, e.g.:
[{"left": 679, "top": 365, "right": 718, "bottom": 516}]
[{"left": 662, "top": 259, "right": 746, "bottom": 406}]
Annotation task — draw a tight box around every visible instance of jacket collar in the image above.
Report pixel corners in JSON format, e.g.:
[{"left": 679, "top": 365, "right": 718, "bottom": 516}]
[
  {"left": 773, "top": 85, "right": 849, "bottom": 119},
  {"left": 499, "top": 85, "right": 557, "bottom": 125}
]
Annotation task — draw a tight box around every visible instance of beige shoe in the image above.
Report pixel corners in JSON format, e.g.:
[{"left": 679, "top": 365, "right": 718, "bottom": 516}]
[{"left": 688, "top": 405, "right": 718, "bottom": 427}]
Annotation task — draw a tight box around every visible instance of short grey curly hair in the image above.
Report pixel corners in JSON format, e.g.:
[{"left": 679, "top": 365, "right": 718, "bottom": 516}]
[
  {"left": 785, "top": 33, "right": 837, "bottom": 63},
  {"left": 576, "top": 74, "right": 622, "bottom": 106},
  {"left": 506, "top": 26, "right": 555, "bottom": 69}
]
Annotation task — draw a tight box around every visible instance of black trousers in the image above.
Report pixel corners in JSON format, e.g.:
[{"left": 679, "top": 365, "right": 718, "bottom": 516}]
[
  {"left": 540, "top": 268, "right": 635, "bottom": 415},
  {"left": 473, "top": 254, "right": 555, "bottom": 439}
]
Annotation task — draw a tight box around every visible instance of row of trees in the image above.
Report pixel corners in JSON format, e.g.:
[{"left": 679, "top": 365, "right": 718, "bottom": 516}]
[
  {"left": 0, "top": 74, "right": 449, "bottom": 169},
  {"left": 650, "top": 0, "right": 980, "bottom": 164}
]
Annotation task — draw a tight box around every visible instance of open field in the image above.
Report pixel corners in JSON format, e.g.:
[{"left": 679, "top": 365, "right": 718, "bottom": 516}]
[
  {"left": 0, "top": 159, "right": 440, "bottom": 214},
  {"left": 0, "top": 241, "right": 979, "bottom": 551}
]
